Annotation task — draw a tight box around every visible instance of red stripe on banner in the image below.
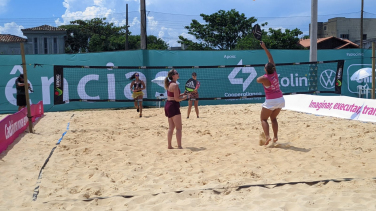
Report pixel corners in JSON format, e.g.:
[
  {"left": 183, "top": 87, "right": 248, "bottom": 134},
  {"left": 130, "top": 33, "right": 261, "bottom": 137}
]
[{"left": 0, "top": 101, "right": 44, "bottom": 154}]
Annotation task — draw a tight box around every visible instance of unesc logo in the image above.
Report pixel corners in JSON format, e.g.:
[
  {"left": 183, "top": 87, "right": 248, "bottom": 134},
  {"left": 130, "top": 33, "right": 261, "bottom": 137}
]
[
  {"left": 228, "top": 59, "right": 257, "bottom": 91},
  {"left": 320, "top": 69, "right": 336, "bottom": 89}
]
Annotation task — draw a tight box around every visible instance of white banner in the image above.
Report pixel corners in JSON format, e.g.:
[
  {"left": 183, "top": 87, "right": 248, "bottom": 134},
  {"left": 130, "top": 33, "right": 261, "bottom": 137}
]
[{"left": 283, "top": 94, "right": 376, "bottom": 123}]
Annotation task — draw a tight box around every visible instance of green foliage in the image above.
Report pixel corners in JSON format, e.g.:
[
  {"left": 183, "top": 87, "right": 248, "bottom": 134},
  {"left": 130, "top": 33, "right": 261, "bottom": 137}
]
[
  {"left": 264, "top": 28, "right": 304, "bottom": 49},
  {"left": 236, "top": 27, "right": 304, "bottom": 50},
  {"left": 59, "top": 18, "right": 168, "bottom": 53},
  {"left": 178, "top": 9, "right": 257, "bottom": 50}
]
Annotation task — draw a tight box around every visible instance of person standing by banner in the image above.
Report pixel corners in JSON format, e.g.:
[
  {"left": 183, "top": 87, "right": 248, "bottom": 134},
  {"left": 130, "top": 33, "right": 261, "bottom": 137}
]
[{"left": 15, "top": 74, "right": 32, "bottom": 111}]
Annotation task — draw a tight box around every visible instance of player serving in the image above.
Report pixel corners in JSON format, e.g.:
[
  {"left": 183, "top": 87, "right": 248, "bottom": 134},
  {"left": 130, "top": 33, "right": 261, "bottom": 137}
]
[{"left": 256, "top": 42, "right": 285, "bottom": 146}]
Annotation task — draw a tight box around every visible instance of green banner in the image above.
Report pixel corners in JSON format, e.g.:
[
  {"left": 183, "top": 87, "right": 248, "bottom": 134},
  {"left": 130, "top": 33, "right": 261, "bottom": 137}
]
[{"left": 0, "top": 49, "right": 372, "bottom": 114}]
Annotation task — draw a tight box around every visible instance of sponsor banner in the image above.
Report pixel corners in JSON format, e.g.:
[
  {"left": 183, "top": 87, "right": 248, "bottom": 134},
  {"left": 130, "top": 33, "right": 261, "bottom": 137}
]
[
  {"left": 0, "top": 101, "right": 44, "bottom": 154},
  {"left": 284, "top": 94, "right": 376, "bottom": 123},
  {"left": 0, "top": 49, "right": 372, "bottom": 113}
]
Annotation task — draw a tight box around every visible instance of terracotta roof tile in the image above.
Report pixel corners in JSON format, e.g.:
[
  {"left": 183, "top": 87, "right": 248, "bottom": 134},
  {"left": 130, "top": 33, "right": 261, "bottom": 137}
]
[
  {"left": 21, "top": 25, "right": 66, "bottom": 32},
  {"left": 299, "top": 36, "right": 359, "bottom": 48},
  {"left": 0, "top": 34, "right": 27, "bottom": 43}
]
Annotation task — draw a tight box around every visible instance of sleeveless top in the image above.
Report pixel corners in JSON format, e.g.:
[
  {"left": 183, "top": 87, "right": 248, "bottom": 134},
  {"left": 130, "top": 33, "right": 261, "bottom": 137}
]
[
  {"left": 167, "top": 81, "right": 180, "bottom": 97},
  {"left": 133, "top": 80, "right": 142, "bottom": 90},
  {"left": 263, "top": 71, "right": 283, "bottom": 99}
]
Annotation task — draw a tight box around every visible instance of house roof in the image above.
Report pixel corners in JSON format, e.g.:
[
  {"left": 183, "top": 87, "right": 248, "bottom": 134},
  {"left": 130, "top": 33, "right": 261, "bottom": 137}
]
[
  {"left": 0, "top": 34, "right": 27, "bottom": 43},
  {"left": 21, "top": 25, "right": 66, "bottom": 32},
  {"left": 299, "top": 36, "right": 359, "bottom": 48}
]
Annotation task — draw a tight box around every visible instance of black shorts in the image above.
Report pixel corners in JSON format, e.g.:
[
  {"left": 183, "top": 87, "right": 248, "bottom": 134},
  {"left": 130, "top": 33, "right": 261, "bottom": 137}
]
[{"left": 17, "top": 95, "right": 27, "bottom": 106}]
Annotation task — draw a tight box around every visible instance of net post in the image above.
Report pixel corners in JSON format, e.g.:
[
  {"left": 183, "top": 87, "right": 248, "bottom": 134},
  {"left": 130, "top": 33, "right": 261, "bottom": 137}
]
[
  {"left": 54, "top": 66, "right": 65, "bottom": 105},
  {"left": 308, "top": 63, "right": 318, "bottom": 92},
  {"left": 372, "top": 42, "right": 375, "bottom": 99},
  {"left": 335, "top": 60, "right": 344, "bottom": 95}
]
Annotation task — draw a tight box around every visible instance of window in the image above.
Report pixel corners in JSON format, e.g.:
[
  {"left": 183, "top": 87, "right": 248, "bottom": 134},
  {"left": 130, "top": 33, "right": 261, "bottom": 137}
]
[
  {"left": 34, "top": 38, "right": 38, "bottom": 54},
  {"left": 53, "top": 38, "right": 57, "bottom": 54},
  {"left": 340, "top": 34, "right": 349, "bottom": 39},
  {"left": 44, "top": 38, "right": 48, "bottom": 54},
  {"left": 324, "top": 26, "right": 326, "bottom": 30},
  {"left": 363, "top": 34, "right": 367, "bottom": 40}
]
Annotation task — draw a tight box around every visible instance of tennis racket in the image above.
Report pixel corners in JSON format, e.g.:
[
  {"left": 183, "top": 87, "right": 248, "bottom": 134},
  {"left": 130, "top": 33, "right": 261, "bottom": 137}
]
[
  {"left": 184, "top": 78, "right": 197, "bottom": 93},
  {"left": 252, "top": 24, "right": 262, "bottom": 43}
]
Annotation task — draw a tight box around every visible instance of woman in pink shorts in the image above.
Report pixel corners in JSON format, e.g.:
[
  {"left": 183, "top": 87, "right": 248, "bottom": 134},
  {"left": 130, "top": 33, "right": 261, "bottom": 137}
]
[{"left": 256, "top": 42, "right": 285, "bottom": 146}]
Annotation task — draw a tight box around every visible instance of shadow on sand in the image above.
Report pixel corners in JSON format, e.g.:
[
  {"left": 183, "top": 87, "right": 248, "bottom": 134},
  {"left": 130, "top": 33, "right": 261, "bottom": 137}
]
[
  {"left": 267, "top": 142, "right": 311, "bottom": 152},
  {"left": 185, "top": 147, "right": 207, "bottom": 152}
]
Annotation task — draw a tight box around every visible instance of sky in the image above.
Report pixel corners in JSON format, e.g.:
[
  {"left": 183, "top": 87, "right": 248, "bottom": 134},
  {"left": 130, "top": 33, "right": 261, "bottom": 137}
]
[{"left": 0, "top": 0, "right": 375, "bottom": 47}]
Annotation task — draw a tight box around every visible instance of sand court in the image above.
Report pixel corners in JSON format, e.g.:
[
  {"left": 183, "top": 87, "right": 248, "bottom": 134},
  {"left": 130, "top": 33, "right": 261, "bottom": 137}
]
[{"left": 1, "top": 103, "right": 376, "bottom": 210}]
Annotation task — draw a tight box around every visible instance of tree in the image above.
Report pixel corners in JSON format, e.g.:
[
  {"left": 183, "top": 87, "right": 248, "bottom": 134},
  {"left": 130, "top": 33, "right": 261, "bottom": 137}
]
[
  {"left": 264, "top": 28, "right": 304, "bottom": 49},
  {"left": 59, "top": 18, "right": 169, "bottom": 53},
  {"left": 59, "top": 18, "right": 127, "bottom": 53},
  {"left": 178, "top": 9, "right": 257, "bottom": 50},
  {"left": 235, "top": 27, "right": 304, "bottom": 50},
  {"left": 59, "top": 24, "right": 90, "bottom": 53}
]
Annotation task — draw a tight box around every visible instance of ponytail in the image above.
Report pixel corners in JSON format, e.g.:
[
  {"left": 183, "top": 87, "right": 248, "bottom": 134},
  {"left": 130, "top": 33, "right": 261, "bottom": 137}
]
[
  {"left": 164, "top": 69, "right": 176, "bottom": 90},
  {"left": 164, "top": 77, "right": 170, "bottom": 90},
  {"left": 129, "top": 72, "right": 137, "bottom": 80}
]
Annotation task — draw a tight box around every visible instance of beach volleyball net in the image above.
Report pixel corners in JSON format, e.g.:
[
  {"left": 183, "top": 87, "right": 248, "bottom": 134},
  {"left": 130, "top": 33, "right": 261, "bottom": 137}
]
[{"left": 53, "top": 60, "right": 344, "bottom": 105}]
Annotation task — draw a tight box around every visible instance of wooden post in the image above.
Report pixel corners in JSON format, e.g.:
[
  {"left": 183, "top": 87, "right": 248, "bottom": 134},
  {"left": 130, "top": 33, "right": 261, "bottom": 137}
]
[
  {"left": 20, "top": 43, "right": 33, "bottom": 133},
  {"left": 372, "top": 42, "right": 375, "bottom": 99}
]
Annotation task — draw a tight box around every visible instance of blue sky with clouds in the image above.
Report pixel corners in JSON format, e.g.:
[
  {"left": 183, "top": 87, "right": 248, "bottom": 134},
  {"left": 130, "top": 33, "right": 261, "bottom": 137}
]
[{"left": 0, "top": 0, "right": 375, "bottom": 47}]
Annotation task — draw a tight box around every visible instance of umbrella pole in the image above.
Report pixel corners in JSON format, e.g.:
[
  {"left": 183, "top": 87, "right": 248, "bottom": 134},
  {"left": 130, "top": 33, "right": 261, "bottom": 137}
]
[{"left": 372, "top": 42, "right": 375, "bottom": 99}]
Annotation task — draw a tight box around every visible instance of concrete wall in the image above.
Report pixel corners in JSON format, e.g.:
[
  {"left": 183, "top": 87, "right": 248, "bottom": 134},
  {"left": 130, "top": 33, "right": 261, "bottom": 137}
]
[{"left": 324, "top": 18, "right": 376, "bottom": 42}]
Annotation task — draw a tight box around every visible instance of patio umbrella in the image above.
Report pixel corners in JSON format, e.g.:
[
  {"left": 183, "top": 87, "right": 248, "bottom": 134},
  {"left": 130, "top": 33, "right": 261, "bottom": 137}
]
[
  {"left": 350, "top": 67, "right": 372, "bottom": 81},
  {"left": 151, "top": 76, "right": 179, "bottom": 87}
]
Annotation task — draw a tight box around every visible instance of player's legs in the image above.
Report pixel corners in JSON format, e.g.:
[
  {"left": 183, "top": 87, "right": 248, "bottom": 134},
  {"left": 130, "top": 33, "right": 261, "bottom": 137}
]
[
  {"left": 187, "top": 100, "right": 193, "bottom": 118},
  {"left": 134, "top": 99, "right": 138, "bottom": 110},
  {"left": 194, "top": 100, "right": 199, "bottom": 118},
  {"left": 172, "top": 114, "right": 183, "bottom": 149},
  {"left": 270, "top": 108, "right": 282, "bottom": 143},
  {"left": 167, "top": 117, "right": 175, "bottom": 149},
  {"left": 138, "top": 96, "right": 143, "bottom": 117},
  {"left": 260, "top": 107, "right": 273, "bottom": 145}
]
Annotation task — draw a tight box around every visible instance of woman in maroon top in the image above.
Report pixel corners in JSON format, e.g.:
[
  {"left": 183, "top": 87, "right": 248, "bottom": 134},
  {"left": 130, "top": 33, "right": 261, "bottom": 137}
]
[
  {"left": 164, "top": 69, "right": 188, "bottom": 149},
  {"left": 256, "top": 42, "right": 285, "bottom": 146}
]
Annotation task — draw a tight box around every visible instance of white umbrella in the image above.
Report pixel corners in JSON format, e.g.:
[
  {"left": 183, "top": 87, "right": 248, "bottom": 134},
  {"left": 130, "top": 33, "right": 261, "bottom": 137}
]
[
  {"left": 350, "top": 67, "right": 372, "bottom": 81},
  {"left": 151, "top": 76, "right": 179, "bottom": 87}
]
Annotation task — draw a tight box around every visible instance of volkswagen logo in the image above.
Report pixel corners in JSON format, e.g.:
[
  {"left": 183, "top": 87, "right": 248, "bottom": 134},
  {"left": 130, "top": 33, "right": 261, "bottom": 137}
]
[{"left": 320, "top": 69, "right": 336, "bottom": 89}]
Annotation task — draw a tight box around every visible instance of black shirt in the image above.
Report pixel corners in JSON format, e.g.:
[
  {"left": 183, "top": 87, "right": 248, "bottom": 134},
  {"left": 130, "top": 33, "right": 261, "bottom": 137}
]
[{"left": 15, "top": 78, "right": 25, "bottom": 95}]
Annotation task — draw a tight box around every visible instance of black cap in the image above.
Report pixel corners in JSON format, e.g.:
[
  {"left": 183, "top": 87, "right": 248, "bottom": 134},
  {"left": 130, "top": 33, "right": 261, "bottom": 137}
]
[
  {"left": 192, "top": 72, "right": 197, "bottom": 76},
  {"left": 19, "top": 74, "right": 24, "bottom": 79}
]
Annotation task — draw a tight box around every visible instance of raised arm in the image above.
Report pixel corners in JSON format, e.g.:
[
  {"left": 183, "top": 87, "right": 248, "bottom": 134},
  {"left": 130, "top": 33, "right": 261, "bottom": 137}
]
[{"left": 260, "top": 42, "right": 274, "bottom": 65}]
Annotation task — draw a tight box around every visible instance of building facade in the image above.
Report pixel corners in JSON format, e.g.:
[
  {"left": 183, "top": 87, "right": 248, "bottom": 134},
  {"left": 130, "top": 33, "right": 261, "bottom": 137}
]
[
  {"left": 0, "top": 25, "right": 67, "bottom": 55},
  {"left": 310, "top": 17, "right": 376, "bottom": 48},
  {"left": 21, "top": 25, "right": 67, "bottom": 54},
  {"left": 0, "top": 35, "right": 27, "bottom": 55}
]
